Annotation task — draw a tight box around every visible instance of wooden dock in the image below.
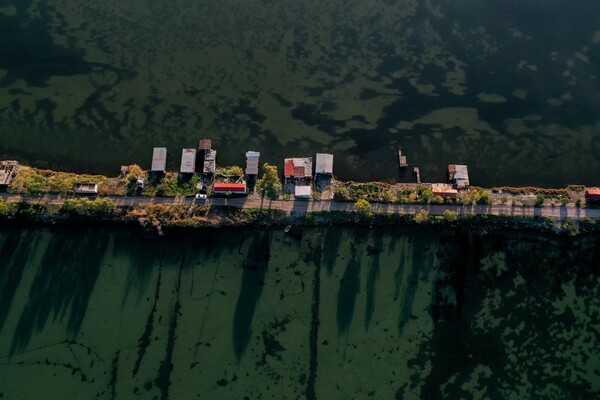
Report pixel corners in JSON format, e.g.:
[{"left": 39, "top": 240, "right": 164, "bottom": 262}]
[
  {"left": 414, "top": 167, "right": 421, "bottom": 184},
  {"left": 398, "top": 149, "right": 408, "bottom": 168}
]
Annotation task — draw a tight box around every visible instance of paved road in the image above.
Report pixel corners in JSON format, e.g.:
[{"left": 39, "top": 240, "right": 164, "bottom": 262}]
[{"left": 2, "top": 193, "right": 599, "bottom": 222}]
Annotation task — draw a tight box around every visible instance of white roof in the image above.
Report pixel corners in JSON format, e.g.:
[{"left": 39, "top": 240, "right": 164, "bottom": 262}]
[
  {"left": 180, "top": 148, "right": 196, "bottom": 173},
  {"left": 295, "top": 185, "right": 312, "bottom": 197},
  {"left": 453, "top": 165, "right": 470, "bottom": 187},
  {"left": 315, "top": 153, "right": 333, "bottom": 174},
  {"left": 151, "top": 147, "right": 167, "bottom": 171},
  {"left": 246, "top": 151, "right": 260, "bottom": 175}
]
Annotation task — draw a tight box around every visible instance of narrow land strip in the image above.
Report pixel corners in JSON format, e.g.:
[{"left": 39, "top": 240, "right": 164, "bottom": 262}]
[{"left": 2, "top": 193, "right": 598, "bottom": 222}]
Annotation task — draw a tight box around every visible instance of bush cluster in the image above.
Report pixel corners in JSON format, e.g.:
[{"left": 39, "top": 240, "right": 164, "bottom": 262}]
[{"left": 61, "top": 198, "right": 117, "bottom": 218}]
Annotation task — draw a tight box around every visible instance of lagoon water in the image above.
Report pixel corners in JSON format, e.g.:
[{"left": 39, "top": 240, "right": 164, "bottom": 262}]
[
  {"left": 1, "top": 0, "right": 600, "bottom": 186},
  {"left": 0, "top": 226, "right": 598, "bottom": 399},
  {"left": 1, "top": 2, "right": 600, "bottom": 398}
]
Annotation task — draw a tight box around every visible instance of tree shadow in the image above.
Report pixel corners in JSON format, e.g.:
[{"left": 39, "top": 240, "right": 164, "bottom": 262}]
[
  {"left": 321, "top": 228, "right": 341, "bottom": 277},
  {"left": 336, "top": 229, "right": 367, "bottom": 336},
  {"left": 0, "top": 229, "right": 36, "bottom": 333},
  {"left": 364, "top": 231, "right": 384, "bottom": 330},
  {"left": 10, "top": 228, "right": 109, "bottom": 355},
  {"left": 397, "top": 236, "right": 428, "bottom": 337},
  {"left": 119, "top": 234, "right": 163, "bottom": 306},
  {"left": 232, "top": 232, "right": 270, "bottom": 361}
]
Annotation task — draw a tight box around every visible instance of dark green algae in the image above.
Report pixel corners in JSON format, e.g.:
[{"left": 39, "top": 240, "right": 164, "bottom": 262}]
[{"left": 0, "top": 225, "right": 598, "bottom": 399}]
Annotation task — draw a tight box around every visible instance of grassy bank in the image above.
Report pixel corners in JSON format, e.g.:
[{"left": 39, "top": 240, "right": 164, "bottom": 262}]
[{"left": 1, "top": 196, "right": 599, "bottom": 236}]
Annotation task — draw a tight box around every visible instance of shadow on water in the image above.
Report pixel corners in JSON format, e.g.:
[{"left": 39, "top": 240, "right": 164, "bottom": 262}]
[
  {"left": 336, "top": 229, "right": 367, "bottom": 336},
  {"left": 398, "top": 237, "right": 429, "bottom": 336},
  {"left": 364, "top": 231, "right": 384, "bottom": 330},
  {"left": 0, "top": 229, "right": 36, "bottom": 333},
  {"left": 9, "top": 229, "right": 109, "bottom": 355},
  {"left": 232, "top": 232, "right": 270, "bottom": 361},
  {"left": 321, "top": 228, "right": 341, "bottom": 277},
  {"left": 118, "top": 234, "right": 163, "bottom": 306}
]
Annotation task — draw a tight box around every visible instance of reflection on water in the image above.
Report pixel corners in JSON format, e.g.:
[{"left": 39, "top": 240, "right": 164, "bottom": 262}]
[
  {"left": 1, "top": 1, "right": 600, "bottom": 185},
  {"left": 0, "top": 226, "right": 598, "bottom": 398}
]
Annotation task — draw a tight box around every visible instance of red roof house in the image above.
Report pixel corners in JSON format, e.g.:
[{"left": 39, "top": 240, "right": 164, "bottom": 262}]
[
  {"left": 433, "top": 188, "right": 458, "bottom": 199},
  {"left": 585, "top": 188, "right": 600, "bottom": 201},
  {"left": 284, "top": 158, "right": 313, "bottom": 178},
  {"left": 213, "top": 182, "right": 247, "bottom": 194}
]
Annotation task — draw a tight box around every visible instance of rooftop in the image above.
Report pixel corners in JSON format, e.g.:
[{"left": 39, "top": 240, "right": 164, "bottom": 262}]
[
  {"left": 199, "top": 138, "right": 212, "bottom": 150},
  {"left": 213, "top": 182, "right": 247, "bottom": 193},
  {"left": 295, "top": 185, "right": 312, "bottom": 197},
  {"left": 0, "top": 161, "right": 19, "bottom": 187},
  {"left": 315, "top": 153, "right": 334, "bottom": 174},
  {"left": 203, "top": 149, "right": 217, "bottom": 174},
  {"left": 449, "top": 164, "right": 470, "bottom": 189},
  {"left": 284, "top": 157, "right": 313, "bottom": 178},
  {"left": 245, "top": 151, "right": 260, "bottom": 175},
  {"left": 151, "top": 148, "right": 167, "bottom": 172},
  {"left": 180, "top": 148, "right": 196, "bottom": 173}
]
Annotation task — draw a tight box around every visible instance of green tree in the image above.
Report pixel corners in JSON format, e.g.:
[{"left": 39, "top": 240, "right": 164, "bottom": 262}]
[
  {"left": 415, "top": 209, "right": 430, "bottom": 223},
  {"left": 353, "top": 199, "right": 372, "bottom": 217},
  {"left": 382, "top": 188, "right": 395, "bottom": 203},
  {"left": 256, "top": 163, "right": 282, "bottom": 200},
  {"left": 561, "top": 220, "right": 577, "bottom": 235},
  {"left": 229, "top": 166, "right": 244, "bottom": 177},
  {"left": 432, "top": 195, "right": 444, "bottom": 204},
  {"left": 24, "top": 172, "right": 47, "bottom": 195},
  {"left": 334, "top": 185, "right": 352, "bottom": 201},
  {"left": 127, "top": 164, "right": 144, "bottom": 180},
  {"left": 535, "top": 194, "right": 545, "bottom": 207},
  {"left": 0, "top": 197, "right": 8, "bottom": 215},
  {"left": 443, "top": 209, "right": 457, "bottom": 221},
  {"left": 419, "top": 188, "right": 435, "bottom": 203},
  {"left": 478, "top": 190, "right": 491, "bottom": 205}
]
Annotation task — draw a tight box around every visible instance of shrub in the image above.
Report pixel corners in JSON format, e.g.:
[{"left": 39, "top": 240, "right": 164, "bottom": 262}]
[
  {"left": 61, "top": 198, "right": 117, "bottom": 218},
  {"left": 535, "top": 194, "right": 545, "bottom": 207},
  {"left": 354, "top": 199, "right": 372, "bottom": 217},
  {"left": 415, "top": 209, "right": 430, "bottom": 223},
  {"left": 478, "top": 191, "right": 491, "bottom": 205},
  {"left": 334, "top": 185, "right": 352, "bottom": 201},
  {"left": 561, "top": 220, "right": 578, "bottom": 235},
  {"left": 443, "top": 209, "right": 457, "bottom": 222}
]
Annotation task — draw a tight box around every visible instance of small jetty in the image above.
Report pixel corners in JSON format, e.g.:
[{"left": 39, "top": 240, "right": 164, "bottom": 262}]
[
  {"left": 398, "top": 149, "right": 408, "bottom": 168},
  {"left": 414, "top": 167, "right": 421, "bottom": 184}
]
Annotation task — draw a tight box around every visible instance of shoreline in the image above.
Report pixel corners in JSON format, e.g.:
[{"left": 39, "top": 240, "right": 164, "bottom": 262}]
[{"left": 1, "top": 164, "right": 599, "bottom": 236}]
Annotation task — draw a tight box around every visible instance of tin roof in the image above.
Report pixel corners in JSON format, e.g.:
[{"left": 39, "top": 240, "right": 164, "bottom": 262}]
[
  {"left": 180, "top": 148, "right": 196, "bottom": 173},
  {"left": 295, "top": 185, "right": 312, "bottom": 197},
  {"left": 246, "top": 151, "right": 260, "bottom": 175},
  {"left": 199, "top": 138, "right": 212, "bottom": 150},
  {"left": 315, "top": 153, "right": 333, "bottom": 174},
  {"left": 203, "top": 149, "right": 217, "bottom": 174},
  {"left": 151, "top": 147, "right": 167, "bottom": 171},
  {"left": 449, "top": 164, "right": 470, "bottom": 188}
]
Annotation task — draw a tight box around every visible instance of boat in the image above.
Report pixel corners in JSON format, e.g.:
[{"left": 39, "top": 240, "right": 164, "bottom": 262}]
[{"left": 284, "top": 225, "right": 291, "bottom": 233}]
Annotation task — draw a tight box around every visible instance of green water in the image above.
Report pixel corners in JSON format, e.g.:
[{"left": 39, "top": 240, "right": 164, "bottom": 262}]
[
  {"left": 1, "top": 0, "right": 600, "bottom": 185},
  {"left": 0, "top": 226, "right": 598, "bottom": 399}
]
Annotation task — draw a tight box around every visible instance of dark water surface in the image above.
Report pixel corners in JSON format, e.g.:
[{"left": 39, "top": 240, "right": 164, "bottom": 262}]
[
  {"left": 0, "top": 226, "right": 598, "bottom": 398},
  {"left": 1, "top": 1, "right": 600, "bottom": 185}
]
